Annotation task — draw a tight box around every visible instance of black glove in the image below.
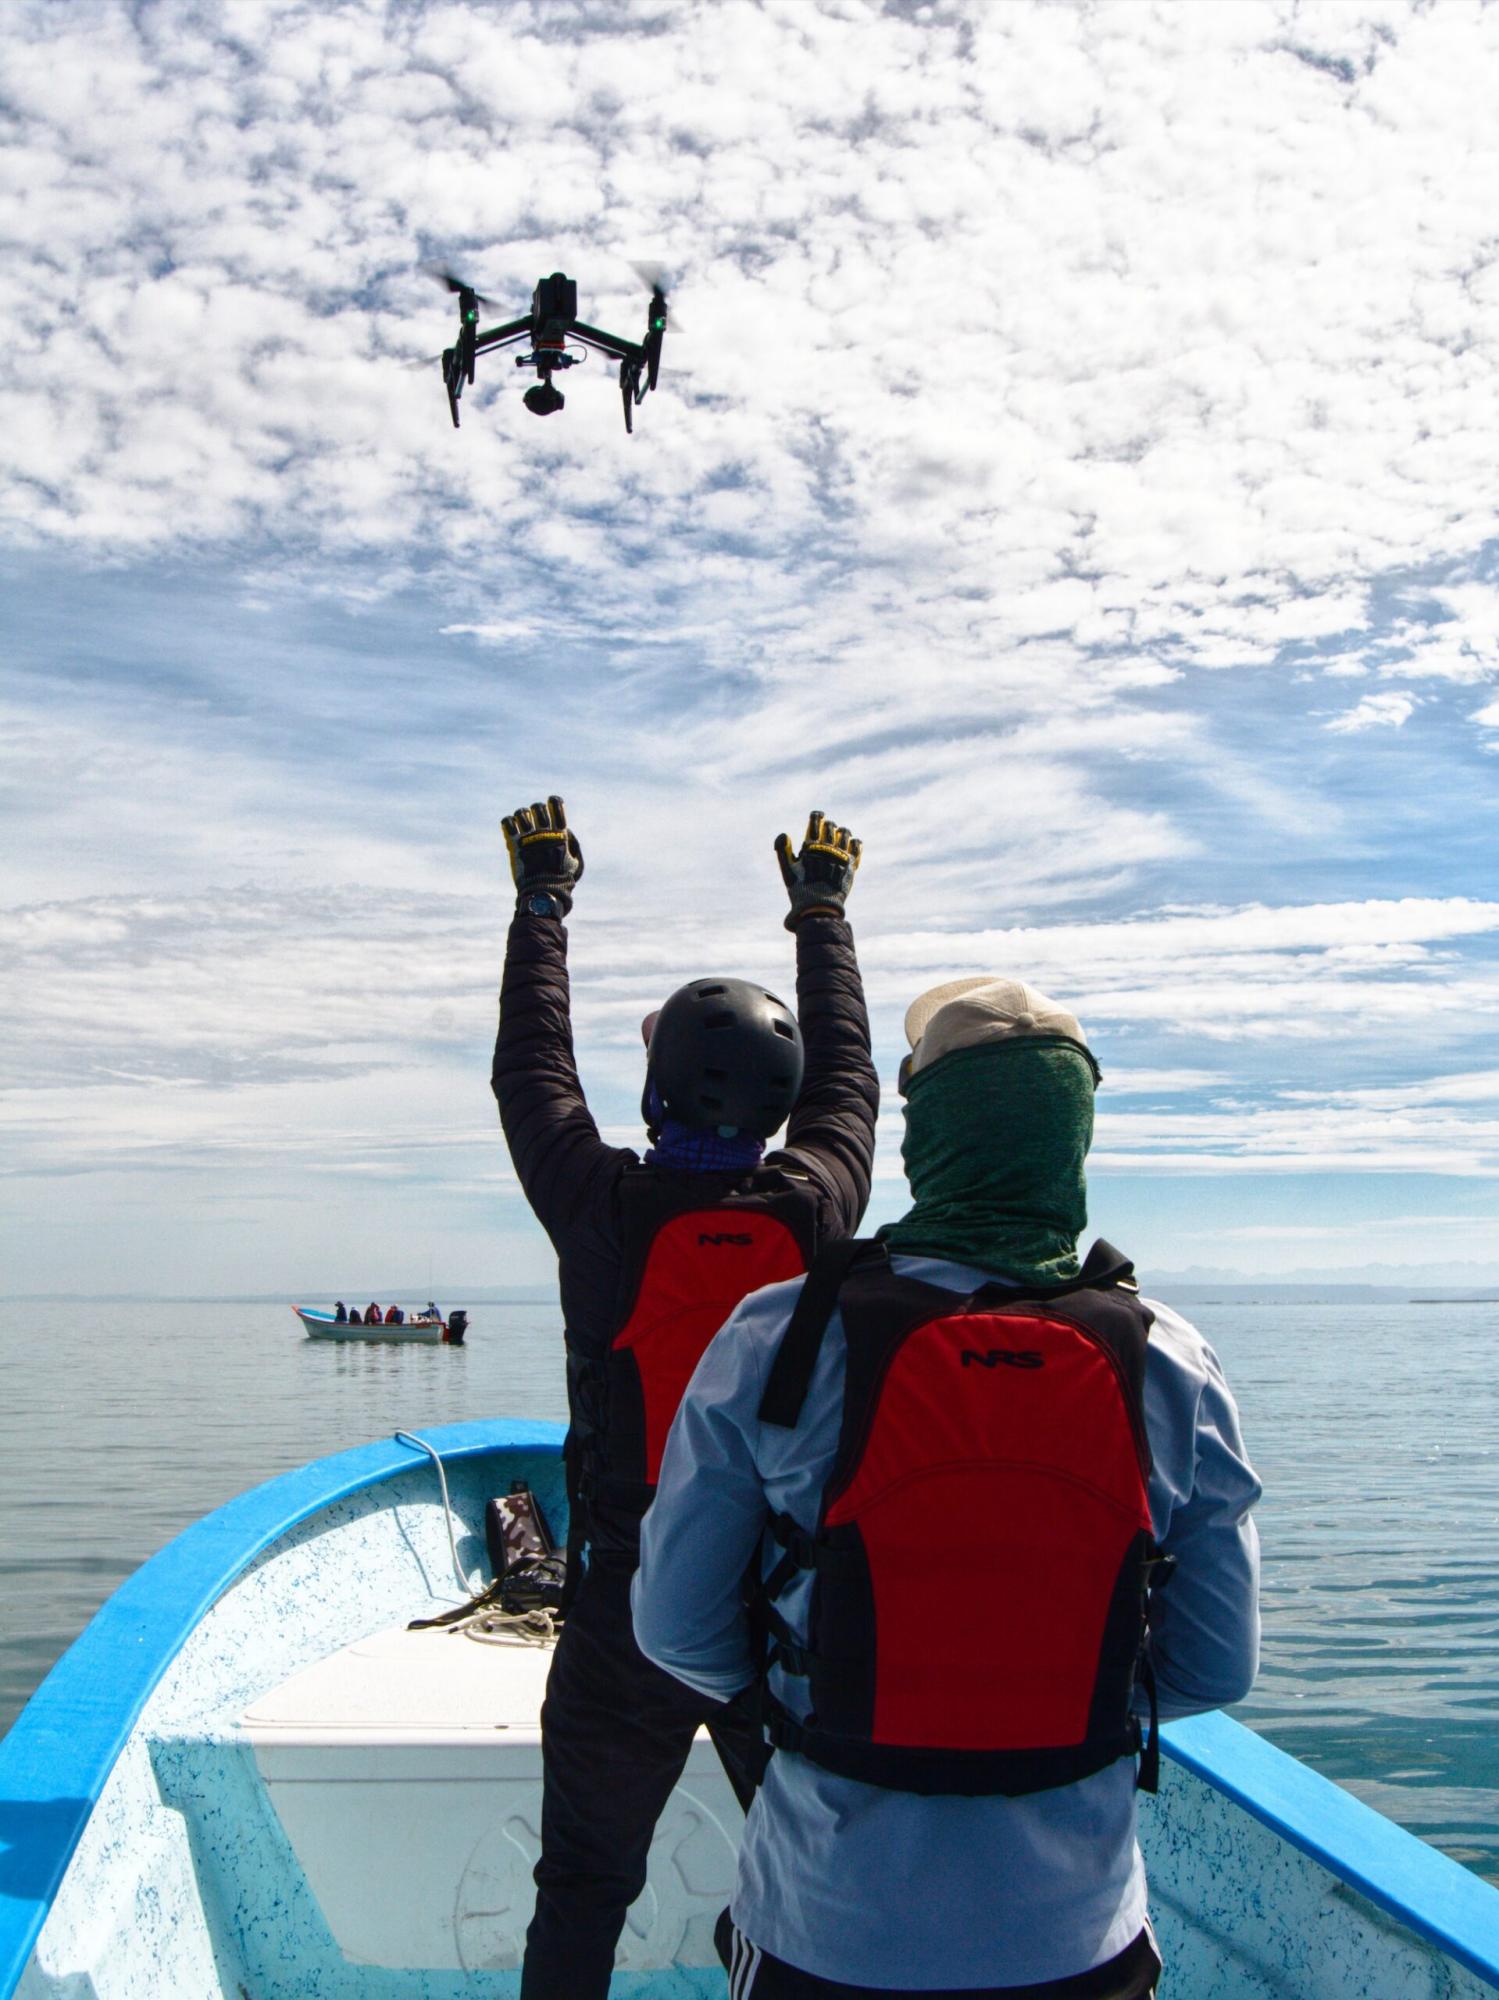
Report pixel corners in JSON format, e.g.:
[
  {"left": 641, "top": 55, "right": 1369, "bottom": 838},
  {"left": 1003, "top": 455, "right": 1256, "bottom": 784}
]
[
  {"left": 775, "top": 810, "right": 862, "bottom": 931},
  {"left": 502, "top": 795, "right": 585, "bottom": 914}
]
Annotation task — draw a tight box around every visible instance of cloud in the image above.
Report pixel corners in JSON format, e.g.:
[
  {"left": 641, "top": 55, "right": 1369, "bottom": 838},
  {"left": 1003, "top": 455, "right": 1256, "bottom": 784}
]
[
  {"left": 3, "top": 0, "right": 1499, "bottom": 696},
  {"left": 7, "top": 1, "right": 1499, "bottom": 1289},
  {"left": 1325, "top": 691, "right": 1418, "bottom": 733}
]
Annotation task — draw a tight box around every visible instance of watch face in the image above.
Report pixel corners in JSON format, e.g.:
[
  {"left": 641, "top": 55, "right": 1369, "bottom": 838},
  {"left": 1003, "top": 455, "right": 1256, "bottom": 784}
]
[{"left": 527, "top": 892, "right": 556, "bottom": 916}]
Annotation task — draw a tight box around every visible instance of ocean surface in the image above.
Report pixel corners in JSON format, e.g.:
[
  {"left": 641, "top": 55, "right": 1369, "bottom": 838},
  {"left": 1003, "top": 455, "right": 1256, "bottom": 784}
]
[{"left": 1, "top": 1296, "right": 1496, "bottom": 1887}]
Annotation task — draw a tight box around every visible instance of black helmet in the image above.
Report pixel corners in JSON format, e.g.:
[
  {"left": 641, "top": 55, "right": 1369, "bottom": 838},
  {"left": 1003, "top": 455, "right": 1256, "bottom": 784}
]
[{"left": 644, "top": 977, "right": 804, "bottom": 1138}]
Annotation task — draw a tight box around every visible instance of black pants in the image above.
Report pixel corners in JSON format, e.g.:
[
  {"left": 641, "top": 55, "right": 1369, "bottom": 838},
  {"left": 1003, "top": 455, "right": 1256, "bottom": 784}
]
[
  {"left": 520, "top": 1554, "right": 769, "bottom": 2000},
  {"left": 715, "top": 1912, "right": 1161, "bottom": 1999}
]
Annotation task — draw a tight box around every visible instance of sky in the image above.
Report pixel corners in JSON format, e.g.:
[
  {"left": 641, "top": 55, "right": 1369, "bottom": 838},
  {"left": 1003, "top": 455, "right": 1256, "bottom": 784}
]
[{"left": 4, "top": 0, "right": 1499, "bottom": 1297}]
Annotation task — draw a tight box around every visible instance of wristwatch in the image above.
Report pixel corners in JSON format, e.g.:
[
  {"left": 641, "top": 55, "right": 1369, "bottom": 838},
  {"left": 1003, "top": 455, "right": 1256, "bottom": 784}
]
[{"left": 524, "top": 891, "right": 563, "bottom": 918}]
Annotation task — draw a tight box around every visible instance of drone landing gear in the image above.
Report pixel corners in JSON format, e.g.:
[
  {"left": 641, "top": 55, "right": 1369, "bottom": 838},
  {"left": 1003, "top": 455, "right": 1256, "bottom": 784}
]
[{"left": 619, "top": 358, "right": 645, "bottom": 434}]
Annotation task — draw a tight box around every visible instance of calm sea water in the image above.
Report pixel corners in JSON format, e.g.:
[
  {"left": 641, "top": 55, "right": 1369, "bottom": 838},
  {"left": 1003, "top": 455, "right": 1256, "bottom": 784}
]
[{"left": 1, "top": 1297, "right": 1496, "bottom": 1886}]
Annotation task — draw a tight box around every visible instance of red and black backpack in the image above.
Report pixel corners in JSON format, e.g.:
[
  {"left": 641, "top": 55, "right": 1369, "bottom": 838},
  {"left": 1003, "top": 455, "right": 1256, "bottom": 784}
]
[
  {"left": 587, "top": 1170, "right": 819, "bottom": 1520},
  {"left": 754, "top": 1237, "right": 1174, "bottom": 1796}
]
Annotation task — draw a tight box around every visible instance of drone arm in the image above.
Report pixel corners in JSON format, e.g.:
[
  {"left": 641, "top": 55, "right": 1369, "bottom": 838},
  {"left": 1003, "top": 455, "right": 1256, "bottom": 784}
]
[
  {"left": 472, "top": 317, "right": 535, "bottom": 356},
  {"left": 571, "top": 321, "right": 644, "bottom": 365}
]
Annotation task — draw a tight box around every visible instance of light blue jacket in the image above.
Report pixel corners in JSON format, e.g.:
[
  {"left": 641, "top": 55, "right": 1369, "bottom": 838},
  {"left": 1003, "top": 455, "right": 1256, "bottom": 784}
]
[{"left": 632, "top": 1254, "right": 1262, "bottom": 1989}]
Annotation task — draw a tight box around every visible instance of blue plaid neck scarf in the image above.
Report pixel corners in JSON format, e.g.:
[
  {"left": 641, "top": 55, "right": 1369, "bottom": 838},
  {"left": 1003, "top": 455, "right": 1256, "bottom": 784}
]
[{"left": 642, "top": 1083, "right": 765, "bottom": 1173}]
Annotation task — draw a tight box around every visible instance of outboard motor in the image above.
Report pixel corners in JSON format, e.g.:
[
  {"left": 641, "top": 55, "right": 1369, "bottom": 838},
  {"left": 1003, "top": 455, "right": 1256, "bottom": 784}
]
[{"left": 445, "top": 1309, "right": 469, "bottom": 1344}]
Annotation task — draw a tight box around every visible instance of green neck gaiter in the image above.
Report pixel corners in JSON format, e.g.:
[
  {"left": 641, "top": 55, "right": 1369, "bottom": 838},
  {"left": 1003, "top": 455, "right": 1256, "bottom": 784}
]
[{"left": 877, "top": 1039, "right": 1095, "bottom": 1286}]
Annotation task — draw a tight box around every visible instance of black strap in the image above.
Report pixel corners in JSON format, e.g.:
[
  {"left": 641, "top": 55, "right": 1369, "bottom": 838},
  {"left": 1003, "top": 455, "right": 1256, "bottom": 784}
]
[
  {"left": 1137, "top": 1653, "right": 1161, "bottom": 1793},
  {"left": 759, "top": 1513, "right": 809, "bottom": 1601},
  {"left": 764, "top": 1696, "right": 1142, "bottom": 1798},
  {"left": 407, "top": 1577, "right": 506, "bottom": 1629},
  {"left": 761, "top": 1603, "right": 812, "bottom": 1677},
  {"left": 1133, "top": 1547, "right": 1175, "bottom": 1794},
  {"left": 758, "top": 1237, "right": 875, "bottom": 1427}
]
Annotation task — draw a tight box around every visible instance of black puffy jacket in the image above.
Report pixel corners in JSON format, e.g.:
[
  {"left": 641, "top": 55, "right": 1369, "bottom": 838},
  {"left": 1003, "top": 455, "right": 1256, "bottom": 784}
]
[{"left": 493, "top": 908, "right": 879, "bottom": 1553}]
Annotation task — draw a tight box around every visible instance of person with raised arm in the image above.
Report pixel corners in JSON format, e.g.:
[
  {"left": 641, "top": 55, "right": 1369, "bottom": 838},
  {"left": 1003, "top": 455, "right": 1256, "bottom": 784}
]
[{"left": 493, "top": 795, "right": 879, "bottom": 2000}]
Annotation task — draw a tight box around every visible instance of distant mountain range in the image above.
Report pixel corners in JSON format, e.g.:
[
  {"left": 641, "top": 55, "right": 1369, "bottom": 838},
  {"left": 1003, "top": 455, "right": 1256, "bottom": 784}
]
[{"left": 1140, "top": 1259, "right": 1499, "bottom": 1304}]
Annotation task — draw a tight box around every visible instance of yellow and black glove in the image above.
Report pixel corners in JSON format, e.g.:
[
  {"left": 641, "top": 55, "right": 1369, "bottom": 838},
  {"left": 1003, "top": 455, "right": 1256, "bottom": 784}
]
[
  {"left": 774, "top": 810, "right": 862, "bottom": 931},
  {"left": 502, "top": 795, "right": 585, "bottom": 916}
]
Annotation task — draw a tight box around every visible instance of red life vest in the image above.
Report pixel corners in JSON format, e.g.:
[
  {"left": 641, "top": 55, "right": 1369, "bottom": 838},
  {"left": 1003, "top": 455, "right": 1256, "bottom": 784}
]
[
  {"left": 595, "top": 1172, "right": 817, "bottom": 1512},
  {"left": 755, "top": 1238, "right": 1172, "bottom": 1796}
]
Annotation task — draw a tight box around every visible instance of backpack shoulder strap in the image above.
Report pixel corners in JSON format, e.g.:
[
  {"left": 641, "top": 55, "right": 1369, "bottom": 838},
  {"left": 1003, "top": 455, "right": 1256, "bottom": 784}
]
[
  {"left": 758, "top": 1237, "right": 880, "bottom": 1428},
  {"left": 1076, "top": 1237, "right": 1138, "bottom": 1291},
  {"left": 1012, "top": 1237, "right": 1138, "bottom": 1301}
]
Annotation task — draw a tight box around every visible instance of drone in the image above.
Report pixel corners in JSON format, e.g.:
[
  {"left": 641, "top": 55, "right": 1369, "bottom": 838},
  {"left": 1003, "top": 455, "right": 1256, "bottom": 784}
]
[{"left": 430, "top": 267, "right": 669, "bottom": 433}]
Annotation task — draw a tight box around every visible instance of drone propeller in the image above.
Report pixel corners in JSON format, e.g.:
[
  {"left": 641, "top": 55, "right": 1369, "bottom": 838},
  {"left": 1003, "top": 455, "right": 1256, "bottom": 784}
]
[
  {"left": 629, "top": 259, "right": 679, "bottom": 393},
  {"left": 629, "top": 259, "right": 675, "bottom": 296},
  {"left": 424, "top": 264, "right": 498, "bottom": 305},
  {"left": 629, "top": 260, "right": 684, "bottom": 325}
]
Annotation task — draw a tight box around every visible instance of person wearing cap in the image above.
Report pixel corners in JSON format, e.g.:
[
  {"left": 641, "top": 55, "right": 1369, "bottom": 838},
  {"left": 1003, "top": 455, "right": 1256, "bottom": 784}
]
[
  {"left": 493, "top": 796, "right": 879, "bottom": 2000},
  {"left": 634, "top": 977, "right": 1261, "bottom": 1999}
]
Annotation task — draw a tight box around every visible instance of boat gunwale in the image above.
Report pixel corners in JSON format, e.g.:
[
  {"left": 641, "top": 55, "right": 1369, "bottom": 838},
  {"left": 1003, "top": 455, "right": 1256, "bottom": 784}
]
[
  {"left": 0, "top": 1416, "right": 564, "bottom": 2000},
  {"left": 1159, "top": 1710, "right": 1499, "bottom": 1985},
  {"left": 1, "top": 1416, "right": 1497, "bottom": 1996}
]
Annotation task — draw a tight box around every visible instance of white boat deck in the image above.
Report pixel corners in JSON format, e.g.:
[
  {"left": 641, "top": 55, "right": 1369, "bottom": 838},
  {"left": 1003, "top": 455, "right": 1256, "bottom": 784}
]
[
  {"left": 238, "top": 1619, "right": 736, "bottom": 1974},
  {"left": 242, "top": 1619, "right": 557, "bottom": 1744}
]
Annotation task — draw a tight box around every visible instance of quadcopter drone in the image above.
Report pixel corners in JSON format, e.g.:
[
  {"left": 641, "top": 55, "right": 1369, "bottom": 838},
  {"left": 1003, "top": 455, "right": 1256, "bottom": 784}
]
[{"left": 430, "top": 268, "right": 669, "bottom": 433}]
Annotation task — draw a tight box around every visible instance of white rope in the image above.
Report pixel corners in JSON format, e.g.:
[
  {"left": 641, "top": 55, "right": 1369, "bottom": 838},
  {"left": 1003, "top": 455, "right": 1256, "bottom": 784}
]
[
  {"left": 393, "top": 1429, "right": 482, "bottom": 1596},
  {"left": 447, "top": 1603, "right": 561, "bottom": 1647}
]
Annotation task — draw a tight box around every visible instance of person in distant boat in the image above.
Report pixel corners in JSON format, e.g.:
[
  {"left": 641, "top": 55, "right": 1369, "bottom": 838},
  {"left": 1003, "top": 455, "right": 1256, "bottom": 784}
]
[
  {"left": 334, "top": 1301, "right": 348, "bottom": 1323},
  {"left": 366, "top": 1302, "right": 381, "bottom": 1324},
  {"left": 635, "top": 978, "right": 1262, "bottom": 2000},
  {"left": 494, "top": 794, "right": 878, "bottom": 2000},
  {"left": 385, "top": 1304, "right": 403, "bottom": 1324}
]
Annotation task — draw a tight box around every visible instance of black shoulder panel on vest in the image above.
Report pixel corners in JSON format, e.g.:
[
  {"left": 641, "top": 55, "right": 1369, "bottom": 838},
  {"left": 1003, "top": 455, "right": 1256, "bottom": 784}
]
[
  {"left": 756, "top": 1236, "right": 1146, "bottom": 1432},
  {"left": 757, "top": 1236, "right": 873, "bottom": 1427}
]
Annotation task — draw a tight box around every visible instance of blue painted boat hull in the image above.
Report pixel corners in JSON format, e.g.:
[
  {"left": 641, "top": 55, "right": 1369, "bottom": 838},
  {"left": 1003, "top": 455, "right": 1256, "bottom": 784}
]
[{"left": 2, "top": 1420, "right": 1497, "bottom": 1997}]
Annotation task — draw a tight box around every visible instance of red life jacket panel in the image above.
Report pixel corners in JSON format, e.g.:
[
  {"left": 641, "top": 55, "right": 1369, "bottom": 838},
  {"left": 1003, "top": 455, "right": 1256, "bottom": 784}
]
[
  {"left": 601, "top": 1175, "right": 816, "bottom": 1501},
  {"left": 757, "top": 1240, "right": 1167, "bottom": 1797}
]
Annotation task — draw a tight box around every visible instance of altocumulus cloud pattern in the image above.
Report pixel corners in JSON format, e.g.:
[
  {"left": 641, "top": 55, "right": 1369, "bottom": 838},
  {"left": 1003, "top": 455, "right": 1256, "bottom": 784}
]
[{"left": 4, "top": 0, "right": 1499, "bottom": 1292}]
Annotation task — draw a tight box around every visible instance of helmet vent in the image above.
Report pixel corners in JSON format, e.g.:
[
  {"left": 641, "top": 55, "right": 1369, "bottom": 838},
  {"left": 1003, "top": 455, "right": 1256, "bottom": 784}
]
[
  {"left": 703, "top": 1066, "right": 728, "bottom": 1081},
  {"left": 772, "top": 1019, "right": 796, "bottom": 1040},
  {"left": 705, "top": 1010, "right": 737, "bottom": 1030},
  {"left": 696, "top": 984, "right": 727, "bottom": 998}
]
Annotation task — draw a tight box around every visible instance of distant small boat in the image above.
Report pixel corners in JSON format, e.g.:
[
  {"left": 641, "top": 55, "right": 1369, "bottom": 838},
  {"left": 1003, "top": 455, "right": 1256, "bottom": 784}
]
[{"left": 292, "top": 1306, "right": 468, "bottom": 1344}]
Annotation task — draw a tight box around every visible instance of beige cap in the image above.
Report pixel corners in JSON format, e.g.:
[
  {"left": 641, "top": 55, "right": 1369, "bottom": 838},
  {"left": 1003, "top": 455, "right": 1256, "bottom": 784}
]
[{"left": 904, "top": 977, "right": 1097, "bottom": 1079}]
